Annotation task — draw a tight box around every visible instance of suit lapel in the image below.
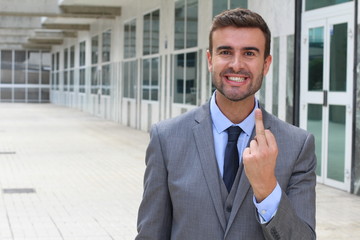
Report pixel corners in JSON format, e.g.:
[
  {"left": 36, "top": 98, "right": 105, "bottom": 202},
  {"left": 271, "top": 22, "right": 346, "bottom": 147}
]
[
  {"left": 225, "top": 108, "right": 272, "bottom": 235},
  {"left": 192, "top": 103, "right": 227, "bottom": 231}
]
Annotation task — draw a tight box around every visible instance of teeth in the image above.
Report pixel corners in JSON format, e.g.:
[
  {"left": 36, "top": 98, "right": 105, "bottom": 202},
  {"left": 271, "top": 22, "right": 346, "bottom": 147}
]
[{"left": 228, "top": 77, "right": 245, "bottom": 82}]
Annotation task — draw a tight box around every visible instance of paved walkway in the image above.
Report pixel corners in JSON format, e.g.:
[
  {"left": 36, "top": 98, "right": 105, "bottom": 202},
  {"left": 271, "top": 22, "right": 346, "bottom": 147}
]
[{"left": 0, "top": 103, "right": 359, "bottom": 240}]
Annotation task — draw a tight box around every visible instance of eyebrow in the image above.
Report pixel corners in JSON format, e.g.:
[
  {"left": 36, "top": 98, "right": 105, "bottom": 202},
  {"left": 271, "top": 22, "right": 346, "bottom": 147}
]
[{"left": 215, "top": 46, "right": 261, "bottom": 53}]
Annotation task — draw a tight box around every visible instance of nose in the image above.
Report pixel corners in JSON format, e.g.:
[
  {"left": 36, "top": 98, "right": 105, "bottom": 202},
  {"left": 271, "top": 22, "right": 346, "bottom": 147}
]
[{"left": 228, "top": 53, "right": 245, "bottom": 73}]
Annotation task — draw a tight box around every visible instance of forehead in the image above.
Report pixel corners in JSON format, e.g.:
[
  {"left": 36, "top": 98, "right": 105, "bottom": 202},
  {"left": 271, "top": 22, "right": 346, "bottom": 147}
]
[{"left": 212, "top": 26, "right": 266, "bottom": 51}]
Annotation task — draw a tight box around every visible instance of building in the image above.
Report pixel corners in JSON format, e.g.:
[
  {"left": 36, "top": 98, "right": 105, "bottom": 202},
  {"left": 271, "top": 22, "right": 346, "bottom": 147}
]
[{"left": 0, "top": 0, "right": 359, "bottom": 195}]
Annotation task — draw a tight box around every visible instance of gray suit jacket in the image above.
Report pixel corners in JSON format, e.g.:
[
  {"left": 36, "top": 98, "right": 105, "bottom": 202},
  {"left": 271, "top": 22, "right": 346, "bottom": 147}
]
[{"left": 136, "top": 101, "right": 316, "bottom": 240}]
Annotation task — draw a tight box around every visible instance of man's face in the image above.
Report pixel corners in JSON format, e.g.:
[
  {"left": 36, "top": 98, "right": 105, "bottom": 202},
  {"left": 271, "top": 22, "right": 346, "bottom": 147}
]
[{"left": 207, "top": 26, "right": 272, "bottom": 102}]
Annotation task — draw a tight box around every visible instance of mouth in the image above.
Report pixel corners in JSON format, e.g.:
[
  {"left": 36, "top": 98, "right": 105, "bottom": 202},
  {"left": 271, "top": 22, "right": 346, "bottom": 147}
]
[{"left": 227, "top": 76, "right": 246, "bottom": 83}]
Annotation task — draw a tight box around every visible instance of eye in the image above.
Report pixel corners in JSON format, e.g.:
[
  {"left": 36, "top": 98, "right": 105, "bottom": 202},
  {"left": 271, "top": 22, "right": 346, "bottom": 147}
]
[
  {"left": 244, "top": 51, "right": 256, "bottom": 56},
  {"left": 219, "top": 50, "right": 231, "bottom": 55}
]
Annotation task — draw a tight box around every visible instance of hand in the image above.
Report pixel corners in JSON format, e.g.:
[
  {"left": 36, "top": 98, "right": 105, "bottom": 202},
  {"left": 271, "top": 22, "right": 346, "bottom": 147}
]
[{"left": 243, "top": 109, "right": 278, "bottom": 202}]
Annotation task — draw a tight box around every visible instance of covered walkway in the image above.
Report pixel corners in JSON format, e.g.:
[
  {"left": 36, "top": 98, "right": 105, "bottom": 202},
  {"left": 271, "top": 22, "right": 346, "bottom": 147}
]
[{"left": 0, "top": 104, "right": 359, "bottom": 239}]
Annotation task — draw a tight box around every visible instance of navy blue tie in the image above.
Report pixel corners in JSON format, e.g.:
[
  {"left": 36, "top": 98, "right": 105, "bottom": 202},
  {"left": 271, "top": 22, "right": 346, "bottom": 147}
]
[{"left": 223, "top": 126, "right": 242, "bottom": 192}]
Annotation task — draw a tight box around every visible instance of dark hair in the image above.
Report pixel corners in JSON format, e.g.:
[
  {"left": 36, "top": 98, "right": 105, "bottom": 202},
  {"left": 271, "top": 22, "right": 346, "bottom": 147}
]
[{"left": 209, "top": 8, "right": 271, "bottom": 58}]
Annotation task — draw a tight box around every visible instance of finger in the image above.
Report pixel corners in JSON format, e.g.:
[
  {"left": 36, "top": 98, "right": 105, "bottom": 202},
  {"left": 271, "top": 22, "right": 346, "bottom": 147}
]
[
  {"left": 264, "top": 129, "right": 278, "bottom": 151},
  {"left": 254, "top": 109, "right": 267, "bottom": 145}
]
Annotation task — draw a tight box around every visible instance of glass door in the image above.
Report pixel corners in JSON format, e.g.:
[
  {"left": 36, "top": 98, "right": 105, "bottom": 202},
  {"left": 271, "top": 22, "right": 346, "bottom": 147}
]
[{"left": 300, "top": 5, "right": 353, "bottom": 191}]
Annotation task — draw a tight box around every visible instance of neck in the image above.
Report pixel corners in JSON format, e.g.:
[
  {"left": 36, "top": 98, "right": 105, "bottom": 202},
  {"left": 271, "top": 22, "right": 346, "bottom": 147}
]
[{"left": 215, "top": 92, "right": 255, "bottom": 124}]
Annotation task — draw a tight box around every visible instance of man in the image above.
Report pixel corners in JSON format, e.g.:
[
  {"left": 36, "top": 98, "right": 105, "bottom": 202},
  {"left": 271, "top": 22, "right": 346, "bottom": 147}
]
[{"left": 136, "top": 8, "right": 316, "bottom": 240}]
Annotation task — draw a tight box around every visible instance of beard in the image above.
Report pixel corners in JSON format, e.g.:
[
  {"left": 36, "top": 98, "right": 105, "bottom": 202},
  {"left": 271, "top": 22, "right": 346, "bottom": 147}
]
[{"left": 211, "top": 68, "right": 264, "bottom": 102}]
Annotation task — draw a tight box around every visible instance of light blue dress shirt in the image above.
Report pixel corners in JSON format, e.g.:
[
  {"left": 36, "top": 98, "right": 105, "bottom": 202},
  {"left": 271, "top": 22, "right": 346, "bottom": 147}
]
[{"left": 210, "top": 91, "right": 281, "bottom": 223}]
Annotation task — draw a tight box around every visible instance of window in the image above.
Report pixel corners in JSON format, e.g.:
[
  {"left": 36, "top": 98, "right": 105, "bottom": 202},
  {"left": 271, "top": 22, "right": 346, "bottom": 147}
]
[
  {"left": 142, "top": 57, "right": 159, "bottom": 101},
  {"left": 173, "top": 52, "right": 197, "bottom": 105},
  {"left": 79, "top": 41, "right": 86, "bottom": 93},
  {"left": 124, "top": 20, "right": 136, "bottom": 59},
  {"left": 14, "top": 50, "right": 26, "bottom": 84},
  {"left": 69, "top": 46, "right": 75, "bottom": 92},
  {"left": 91, "top": 36, "right": 99, "bottom": 65},
  {"left": 63, "top": 48, "right": 68, "bottom": 92},
  {"left": 175, "top": 0, "right": 198, "bottom": 50},
  {"left": 143, "top": 10, "right": 160, "bottom": 55},
  {"left": 142, "top": 9, "right": 160, "bottom": 101},
  {"left": 102, "top": 30, "right": 111, "bottom": 62},
  {"left": 123, "top": 60, "right": 137, "bottom": 98},
  {"left": 213, "top": 0, "right": 248, "bottom": 16},
  {"left": 306, "top": 0, "right": 352, "bottom": 11}
]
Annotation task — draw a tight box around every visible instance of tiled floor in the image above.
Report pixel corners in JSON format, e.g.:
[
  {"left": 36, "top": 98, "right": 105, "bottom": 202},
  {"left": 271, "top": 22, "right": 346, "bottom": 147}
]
[{"left": 0, "top": 103, "right": 359, "bottom": 239}]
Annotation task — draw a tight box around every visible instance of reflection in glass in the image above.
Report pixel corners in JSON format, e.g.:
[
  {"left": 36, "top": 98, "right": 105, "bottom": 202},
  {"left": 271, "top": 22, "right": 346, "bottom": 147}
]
[
  {"left": 70, "top": 46, "right": 75, "bottom": 68},
  {"left": 142, "top": 59, "right": 150, "bottom": 100},
  {"left": 102, "top": 30, "right": 111, "bottom": 62},
  {"left": 79, "top": 69, "right": 85, "bottom": 93},
  {"left": 306, "top": 0, "right": 351, "bottom": 11},
  {"left": 308, "top": 27, "right": 324, "bottom": 91},
  {"left": 92, "top": 36, "right": 99, "bottom": 64},
  {"left": 91, "top": 66, "right": 98, "bottom": 94},
  {"left": 151, "top": 57, "right": 159, "bottom": 101},
  {"left": 28, "top": 88, "right": 39, "bottom": 102},
  {"left": 185, "top": 52, "right": 197, "bottom": 104},
  {"left": 330, "top": 23, "right": 347, "bottom": 92},
  {"left": 143, "top": 13, "right": 151, "bottom": 56},
  {"left": 1, "top": 50, "right": 12, "bottom": 84},
  {"left": 14, "top": 88, "right": 25, "bottom": 101},
  {"left": 175, "top": 0, "right": 185, "bottom": 50},
  {"left": 186, "top": 0, "right": 198, "bottom": 49},
  {"left": 79, "top": 41, "right": 86, "bottom": 66},
  {"left": 102, "top": 64, "right": 111, "bottom": 95},
  {"left": 307, "top": 104, "right": 323, "bottom": 176},
  {"left": 14, "top": 51, "right": 26, "bottom": 84},
  {"left": 28, "top": 51, "right": 40, "bottom": 84},
  {"left": 328, "top": 105, "right": 346, "bottom": 182}
]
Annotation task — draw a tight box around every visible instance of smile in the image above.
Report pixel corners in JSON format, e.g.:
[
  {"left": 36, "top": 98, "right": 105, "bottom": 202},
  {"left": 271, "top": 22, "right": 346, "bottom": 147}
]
[{"left": 227, "top": 76, "right": 246, "bottom": 83}]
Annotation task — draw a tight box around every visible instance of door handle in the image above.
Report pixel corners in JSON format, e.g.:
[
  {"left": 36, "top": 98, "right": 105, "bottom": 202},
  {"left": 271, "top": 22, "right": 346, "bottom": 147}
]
[{"left": 323, "top": 90, "right": 328, "bottom": 107}]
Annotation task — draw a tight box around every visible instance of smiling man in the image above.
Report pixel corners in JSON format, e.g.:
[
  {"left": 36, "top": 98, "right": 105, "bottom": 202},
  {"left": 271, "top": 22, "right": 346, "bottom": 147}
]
[{"left": 136, "top": 8, "right": 316, "bottom": 240}]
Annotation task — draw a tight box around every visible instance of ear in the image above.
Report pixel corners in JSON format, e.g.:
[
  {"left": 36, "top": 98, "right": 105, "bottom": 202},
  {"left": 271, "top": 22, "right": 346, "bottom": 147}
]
[
  {"left": 262, "top": 55, "right": 272, "bottom": 76},
  {"left": 206, "top": 50, "right": 213, "bottom": 72}
]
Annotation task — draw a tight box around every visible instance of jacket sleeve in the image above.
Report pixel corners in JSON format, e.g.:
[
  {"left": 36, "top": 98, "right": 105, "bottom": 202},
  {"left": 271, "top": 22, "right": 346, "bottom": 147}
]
[
  {"left": 261, "top": 133, "right": 317, "bottom": 240},
  {"left": 136, "top": 124, "right": 172, "bottom": 240}
]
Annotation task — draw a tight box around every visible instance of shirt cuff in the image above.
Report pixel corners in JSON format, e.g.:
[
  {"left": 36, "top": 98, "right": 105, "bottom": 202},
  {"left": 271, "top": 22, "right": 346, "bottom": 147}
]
[{"left": 253, "top": 182, "right": 282, "bottom": 223}]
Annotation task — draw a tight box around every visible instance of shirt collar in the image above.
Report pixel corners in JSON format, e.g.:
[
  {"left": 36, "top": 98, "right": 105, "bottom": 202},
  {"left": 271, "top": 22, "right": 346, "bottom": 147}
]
[{"left": 210, "top": 91, "right": 258, "bottom": 136}]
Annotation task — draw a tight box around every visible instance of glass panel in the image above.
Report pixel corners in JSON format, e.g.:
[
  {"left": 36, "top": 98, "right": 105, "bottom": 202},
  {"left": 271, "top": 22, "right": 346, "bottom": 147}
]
[
  {"left": 259, "top": 79, "right": 266, "bottom": 107},
  {"left": 79, "top": 68, "right": 85, "bottom": 93},
  {"left": 92, "top": 36, "right": 99, "bottom": 64},
  {"left": 14, "top": 88, "right": 25, "bottom": 101},
  {"left": 123, "top": 62, "right": 129, "bottom": 97},
  {"left": 330, "top": 23, "right": 347, "bottom": 92},
  {"left": 0, "top": 88, "right": 12, "bottom": 101},
  {"left": 174, "top": 53, "right": 185, "bottom": 103},
  {"left": 102, "top": 30, "right": 111, "bottom": 62},
  {"left": 124, "top": 20, "right": 136, "bottom": 59},
  {"left": 56, "top": 52, "right": 59, "bottom": 70},
  {"left": 91, "top": 66, "right": 98, "bottom": 94},
  {"left": 307, "top": 104, "right": 323, "bottom": 176},
  {"left": 143, "top": 13, "right": 151, "bottom": 56},
  {"left": 213, "top": 0, "right": 227, "bottom": 17},
  {"left": 142, "top": 59, "right": 150, "bottom": 100},
  {"left": 186, "top": 0, "right": 198, "bottom": 48},
  {"left": 28, "top": 88, "right": 39, "bottom": 102},
  {"left": 306, "top": 0, "right": 352, "bottom": 11},
  {"left": 70, "top": 46, "right": 75, "bottom": 68},
  {"left": 185, "top": 52, "right": 197, "bottom": 104},
  {"left": 64, "top": 48, "right": 68, "bottom": 69},
  {"left": 1, "top": 50, "right": 12, "bottom": 84},
  {"left": 64, "top": 71, "right": 68, "bottom": 92},
  {"left": 130, "top": 60, "right": 137, "bottom": 98},
  {"left": 308, "top": 27, "right": 324, "bottom": 91},
  {"left": 327, "top": 105, "right": 346, "bottom": 182},
  {"left": 102, "top": 64, "right": 110, "bottom": 95},
  {"left": 41, "top": 52, "right": 51, "bottom": 85},
  {"left": 286, "top": 35, "right": 294, "bottom": 124},
  {"left": 41, "top": 88, "right": 50, "bottom": 102},
  {"left": 69, "top": 70, "right": 74, "bottom": 92},
  {"left": 14, "top": 51, "right": 26, "bottom": 84},
  {"left": 79, "top": 41, "right": 86, "bottom": 66},
  {"left": 151, "top": 57, "right": 159, "bottom": 101},
  {"left": 230, "top": 0, "right": 248, "bottom": 9},
  {"left": 152, "top": 10, "right": 160, "bottom": 54},
  {"left": 272, "top": 37, "right": 279, "bottom": 117},
  {"left": 175, "top": 0, "right": 185, "bottom": 50}
]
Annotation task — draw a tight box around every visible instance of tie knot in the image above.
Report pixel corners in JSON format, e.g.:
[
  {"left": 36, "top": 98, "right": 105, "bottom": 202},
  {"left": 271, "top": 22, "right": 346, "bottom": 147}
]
[{"left": 227, "top": 126, "right": 241, "bottom": 142}]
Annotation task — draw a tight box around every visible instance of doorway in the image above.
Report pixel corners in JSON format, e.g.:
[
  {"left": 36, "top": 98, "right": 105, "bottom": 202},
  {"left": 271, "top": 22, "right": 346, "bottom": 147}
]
[{"left": 300, "top": 3, "right": 354, "bottom": 191}]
